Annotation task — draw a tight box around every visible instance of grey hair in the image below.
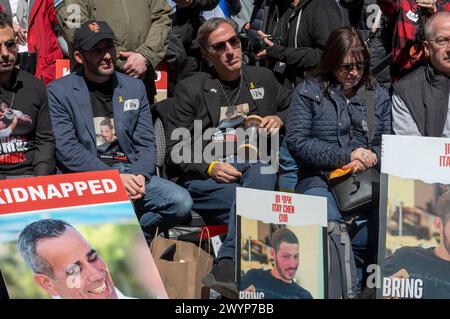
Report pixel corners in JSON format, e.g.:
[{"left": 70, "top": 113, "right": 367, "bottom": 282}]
[
  {"left": 197, "top": 17, "right": 239, "bottom": 50},
  {"left": 425, "top": 11, "right": 450, "bottom": 41},
  {"left": 17, "top": 219, "right": 72, "bottom": 279}
]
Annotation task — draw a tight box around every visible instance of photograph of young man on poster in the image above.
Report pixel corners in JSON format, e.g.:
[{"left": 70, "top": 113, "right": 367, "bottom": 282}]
[
  {"left": 17, "top": 219, "right": 133, "bottom": 299},
  {"left": 383, "top": 190, "right": 450, "bottom": 299},
  {"left": 240, "top": 228, "right": 313, "bottom": 299}
]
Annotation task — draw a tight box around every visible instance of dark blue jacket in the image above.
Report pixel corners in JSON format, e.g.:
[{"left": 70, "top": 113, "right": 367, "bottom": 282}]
[
  {"left": 286, "top": 78, "right": 391, "bottom": 192},
  {"left": 47, "top": 71, "right": 156, "bottom": 180}
]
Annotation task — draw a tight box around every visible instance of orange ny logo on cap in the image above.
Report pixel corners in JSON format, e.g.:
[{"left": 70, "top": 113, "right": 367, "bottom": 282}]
[{"left": 88, "top": 22, "right": 100, "bottom": 33}]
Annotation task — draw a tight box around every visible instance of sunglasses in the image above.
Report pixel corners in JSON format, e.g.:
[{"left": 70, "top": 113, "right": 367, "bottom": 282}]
[
  {"left": 0, "top": 39, "right": 17, "bottom": 51},
  {"left": 339, "top": 61, "right": 367, "bottom": 72},
  {"left": 209, "top": 35, "right": 241, "bottom": 54},
  {"left": 88, "top": 44, "right": 119, "bottom": 56}
]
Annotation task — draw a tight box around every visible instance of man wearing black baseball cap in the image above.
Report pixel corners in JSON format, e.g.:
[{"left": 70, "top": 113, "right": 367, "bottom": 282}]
[
  {"left": 47, "top": 20, "right": 193, "bottom": 240},
  {"left": 55, "top": 0, "right": 171, "bottom": 102},
  {"left": 73, "top": 20, "right": 116, "bottom": 52}
]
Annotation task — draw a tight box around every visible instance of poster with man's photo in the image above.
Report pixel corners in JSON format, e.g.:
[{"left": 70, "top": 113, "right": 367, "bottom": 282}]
[
  {"left": 378, "top": 135, "right": 450, "bottom": 299},
  {"left": 236, "top": 188, "right": 327, "bottom": 299},
  {"left": 0, "top": 171, "right": 168, "bottom": 299}
]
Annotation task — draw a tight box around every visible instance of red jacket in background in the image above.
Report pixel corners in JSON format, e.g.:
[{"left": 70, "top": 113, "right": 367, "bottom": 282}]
[
  {"left": 378, "top": 0, "right": 450, "bottom": 82},
  {"left": 27, "top": 0, "right": 63, "bottom": 85}
]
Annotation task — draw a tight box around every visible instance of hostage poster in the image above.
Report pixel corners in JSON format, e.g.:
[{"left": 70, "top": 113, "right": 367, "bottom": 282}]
[
  {"left": 236, "top": 187, "right": 327, "bottom": 299},
  {"left": 378, "top": 135, "right": 450, "bottom": 299},
  {"left": 0, "top": 170, "right": 168, "bottom": 299}
]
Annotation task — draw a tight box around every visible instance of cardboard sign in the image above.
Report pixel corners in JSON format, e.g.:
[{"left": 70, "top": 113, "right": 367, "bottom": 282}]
[
  {"left": 236, "top": 188, "right": 327, "bottom": 299},
  {"left": 55, "top": 59, "right": 71, "bottom": 79},
  {"left": 378, "top": 135, "right": 450, "bottom": 299},
  {"left": 0, "top": 171, "right": 168, "bottom": 299}
]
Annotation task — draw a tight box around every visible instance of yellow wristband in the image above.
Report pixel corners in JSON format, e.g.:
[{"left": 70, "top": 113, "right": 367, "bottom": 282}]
[{"left": 207, "top": 160, "right": 217, "bottom": 176}]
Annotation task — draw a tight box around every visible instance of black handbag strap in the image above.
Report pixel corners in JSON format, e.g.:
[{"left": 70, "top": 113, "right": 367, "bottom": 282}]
[{"left": 365, "top": 88, "right": 375, "bottom": 148}]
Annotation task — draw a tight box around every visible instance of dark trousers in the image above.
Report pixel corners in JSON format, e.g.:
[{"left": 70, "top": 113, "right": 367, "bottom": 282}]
[{"left": 185, "top": 161, "right": 277, "bottom": 260}]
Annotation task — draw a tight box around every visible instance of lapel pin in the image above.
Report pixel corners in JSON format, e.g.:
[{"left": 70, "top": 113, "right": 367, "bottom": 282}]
[
  {"left": 119, "top": 96, "right": 124, "bottom": 103},
  {"left": 250, "top": 82, "right": 255, "bottom": 89},
  {"left": 211, "top": 88, "right": 217, "bottom": 93}
]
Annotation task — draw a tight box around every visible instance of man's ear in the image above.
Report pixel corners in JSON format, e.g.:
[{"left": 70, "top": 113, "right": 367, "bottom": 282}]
[
  {"left": 424, "top": 41, "right": 430, "bottom": 56},
  {"left": 434, "top": 217, "right": 443, "bottom": 234},
  {"left": 269, "top": 247, "right": 275, "bottom": 260},
  {"left": 201, "top": 49, "right": 210, "bottom": 62},
  {"left": 34, "top": 273, "right": 59, "bottom": 296},
  {"left": 74, "top": 50, "right": 84, "bottom": 65}
]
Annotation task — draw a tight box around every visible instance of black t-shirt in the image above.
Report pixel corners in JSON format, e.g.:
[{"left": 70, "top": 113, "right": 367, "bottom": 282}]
[
  {"left": 212, "top": 77, "right": 258, "bottom": 160},
  {"left": 85, "top": 78, "right": 128, "bottom": 166},
  {"left": 383, "top": 246, "right": 450, "bottom": 299},
  {"left": 240, "top": 269, "right": 313, "bottom": 299},
  {"left": 218, "top": 77, "right": 257, "bottom": 118},
  {"left": 0, "top": 70, "right": 54, "bottom": 176}
]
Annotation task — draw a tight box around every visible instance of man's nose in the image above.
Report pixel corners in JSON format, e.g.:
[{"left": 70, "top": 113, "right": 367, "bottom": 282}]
[
  {"left": 103, "top": 50, "right": 112, "bottom": 60},
  {"left": 225, "top": 41, "right": 234, "bottom": 54},
  {"left": 445, "top": 44, "right": 450, "bottom": 55},
  {"left": 85, "top": 264, "right": 103, "bottom": 282},
  {"left": 349, "top": 67, "right": 359, "bottom": 76},
  {"left": 0, "top": 44, "right": 9, "bottom": 59},
  {"left": 288, "top": 258, "right": 299, "bottom": 268}
]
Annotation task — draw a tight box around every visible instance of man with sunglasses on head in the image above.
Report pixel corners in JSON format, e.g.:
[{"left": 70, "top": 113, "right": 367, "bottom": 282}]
[
  {"left": 47, "top": 20, "right": 193, "bottom": 241},
  {"left": 166, "top": 17, "right": 291, "bottom": 298},
  {"left": 393, "top": 11, "right": 450, "bottom": 138},
  {"left": 0, "top": 11, "right": 55, "bottom": 179}
]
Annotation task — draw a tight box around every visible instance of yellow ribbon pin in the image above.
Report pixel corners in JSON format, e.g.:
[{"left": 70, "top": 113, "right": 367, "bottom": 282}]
[
  {"left": 119, "top": 96, "right": 124, "bottom": 103},
  {"left": 250, "top": 82, "right": 255, "bottom": 89}
]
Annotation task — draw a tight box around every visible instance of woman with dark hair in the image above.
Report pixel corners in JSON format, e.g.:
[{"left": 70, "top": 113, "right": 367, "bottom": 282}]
[{"left": 286, "top": 26, "right": 392, "bottom": 291}]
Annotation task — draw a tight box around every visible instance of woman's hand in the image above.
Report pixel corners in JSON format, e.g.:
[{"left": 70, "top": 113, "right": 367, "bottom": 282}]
[
  {"left": 342, "top": 159, "right": 366, "bottom": 173},
  {"left": 350, "top": 148, "right": 378, "bottom": 169}
]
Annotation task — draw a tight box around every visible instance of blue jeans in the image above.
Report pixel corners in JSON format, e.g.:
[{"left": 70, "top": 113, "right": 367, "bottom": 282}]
[
  {"left": 112, "top": 164, "right": 193, "bottom": 238},
  {"left": 278, "top": 137, "right": 298, "bottom": 192},
  {"left": 303, "top": 187, "right": 370, "bottom": 283},
  {"left": 185, "top": 161, "right": 277, "bottom": 260}
]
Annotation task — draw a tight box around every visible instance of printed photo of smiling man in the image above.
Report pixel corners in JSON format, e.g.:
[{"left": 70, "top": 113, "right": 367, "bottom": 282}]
[
  {"left": 240, "top": 227, "right": 314, "bottom": 299},
  {"left": 17, "top": 219, "right": 131, "bottom": 299}
]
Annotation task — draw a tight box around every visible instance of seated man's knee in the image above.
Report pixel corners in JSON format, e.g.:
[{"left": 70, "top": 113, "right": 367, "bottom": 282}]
[{"left": 170, "top": 186, "right": 193, "bottom": 221}]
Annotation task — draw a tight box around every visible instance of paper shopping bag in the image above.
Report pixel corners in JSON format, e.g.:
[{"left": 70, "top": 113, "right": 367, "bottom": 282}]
[{"left": 151, "top": 228, "right": 213, "bottom": 298}]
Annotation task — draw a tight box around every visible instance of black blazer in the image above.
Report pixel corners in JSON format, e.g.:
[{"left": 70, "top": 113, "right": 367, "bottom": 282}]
[{"left": 166, "top": 64, "right": 292, "bottom": 180}]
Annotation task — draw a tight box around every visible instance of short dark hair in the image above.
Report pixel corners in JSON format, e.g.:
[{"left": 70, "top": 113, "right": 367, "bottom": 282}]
[
  {"left": 270, "top": 228, "right": 299, "bottom": 252},
  {"left": 309, "top": 26, "right": 373, "bottom": 92},
  {"left": 0, "top": 12, "right": 13, "bottom": 29},
  {"left": 197, "top": 17, "right": 239, "bottom": 50},
  {"left": 17, "top": 219, "right": 72, "bottom": 278},
  {"left": 437, "top": 191, "right": 450, "bottom": 225},
  {"left": 100, "top": 118, "right": 113, "bottom": 129}
]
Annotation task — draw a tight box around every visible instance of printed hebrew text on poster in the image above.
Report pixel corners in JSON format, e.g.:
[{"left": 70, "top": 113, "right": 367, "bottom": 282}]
[
  {"left": 378, "top": 135, "right": 450, "bottom": 299},
  {"left": 0, "top": 171, "right": 168, "bottom": 299},
  {"left": 236, "top": 187, "right": 327, "bottom": 299}
]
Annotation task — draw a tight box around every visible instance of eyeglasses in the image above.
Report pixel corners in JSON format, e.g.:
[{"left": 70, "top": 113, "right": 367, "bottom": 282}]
[
  {"left": 430, "top": 37, "right": 450, "bottom": 48},
  {"left": 0, "top": 39, "right": 17, "bottom": 51},
  {"left": 339, "top": 61, "right": 367, "bottom": 73},
  {"left": 208, "top": 35, "right": 241, "bottom": 54},
  {"left": 87, "top": 43, "right": 119, "bottom": 56}
]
